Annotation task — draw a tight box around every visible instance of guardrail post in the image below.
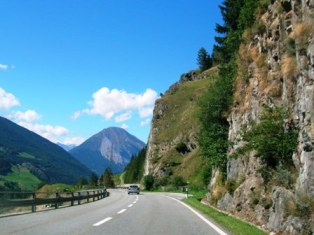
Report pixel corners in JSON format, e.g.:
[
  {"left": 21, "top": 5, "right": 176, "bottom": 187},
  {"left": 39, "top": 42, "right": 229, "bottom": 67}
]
[
  {"left": 55, "top": 192, "right": 59, "bottom": 209},
  {"left": 71, "top": 193, "right": 74, "bottom": 206},
  {"left": 32, "top": 193, "right": 36, "bottom": 212},
  {"left": 93, "top": 191, "right": 96, "bottom": 201},
  {"left": 87, "top": 192, "right": 89, "bottom": 203},
  {"left": 78, "top": 192, "right": 81, "bottom": 205},
  {"left": 98, "top": 190, "right": 100, "bottom": 200}
]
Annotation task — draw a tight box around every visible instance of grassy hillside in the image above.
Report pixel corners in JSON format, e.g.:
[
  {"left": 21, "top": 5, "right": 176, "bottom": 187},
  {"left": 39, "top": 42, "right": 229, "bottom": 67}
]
[
  {"left": 0, "top": 117, "right": 93, "bottom": 190},
  {"left": 147, "top": 68, "right": 218, "bottom": 189},
  {"left": 154, "top": 77, "right": 215, "bottom": 143},
  {"left": 1, "top": 165, "right": 42, "bottom": 191}
]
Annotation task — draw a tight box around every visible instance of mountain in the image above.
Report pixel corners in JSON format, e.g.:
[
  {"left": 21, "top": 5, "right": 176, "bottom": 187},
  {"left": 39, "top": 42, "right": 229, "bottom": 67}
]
[
  {"left": 69, "top": 127, "right": 145, "bottom": 175},
  {"left": 57, "top": 143, "right": 76, "bottom": 151},
  {"left": 0, "top": 116, "right": 93, "bottom": 189}
]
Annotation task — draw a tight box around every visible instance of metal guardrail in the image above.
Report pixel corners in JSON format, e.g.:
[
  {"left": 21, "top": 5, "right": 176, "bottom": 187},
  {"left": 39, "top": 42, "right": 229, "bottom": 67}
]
[{"left": 0, "top": 189, "right": 109, "bottom": 214}]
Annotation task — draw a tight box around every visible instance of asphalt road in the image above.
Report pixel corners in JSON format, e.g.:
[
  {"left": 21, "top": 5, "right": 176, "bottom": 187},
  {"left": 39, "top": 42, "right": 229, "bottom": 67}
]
[{"left": 0, "top": 189, "right": 228, "bottom": 235}]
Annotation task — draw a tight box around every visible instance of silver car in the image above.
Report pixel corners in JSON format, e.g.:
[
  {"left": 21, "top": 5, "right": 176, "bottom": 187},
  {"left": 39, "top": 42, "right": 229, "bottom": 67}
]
[{"left": 128, "top": 185, "right": 140, "bottom": 195}]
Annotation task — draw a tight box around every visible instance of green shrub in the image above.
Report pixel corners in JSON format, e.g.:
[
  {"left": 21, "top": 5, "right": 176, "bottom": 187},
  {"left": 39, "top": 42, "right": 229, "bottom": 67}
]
[
  {"left": 285, "top": 193, "right": 314, "bottom": 220},
  {"left": 286, "top": 37, "right": 296, "bottom": 55},
  {"left": 143, "top": 175, "right": 155, "bottom": 191},
  {"left": 235, "top": 106, "right": 298, "bottom": 169},
  {"left": 273, "top": 165, "right": 293, "bottom": 188},
  {"left": 226, "top": 179, "right": 238, "bottom": 195},
  {"left": 172, "top": 176, "right": 186, "bottom": 189}
]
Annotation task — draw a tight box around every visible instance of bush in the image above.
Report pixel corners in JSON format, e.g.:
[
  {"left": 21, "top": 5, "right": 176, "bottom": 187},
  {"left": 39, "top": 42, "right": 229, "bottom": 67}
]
[
  {"left": 226, "top": 179, "right": 238, "bottom": 195},
  {"left": 285, "top": 193, "right": 314, "bottom": 221},
  {"left": 273, "top": 165, "right": 293, "bottom": 188},
  {"left": 236, "top": 106, "right": 298, "bottom": 168},
  {"left": 143, "top": 175, "right": 155, "bottom": 191},
  {"left": 172, "top": 176, "right": 186, "bottom": 190}
]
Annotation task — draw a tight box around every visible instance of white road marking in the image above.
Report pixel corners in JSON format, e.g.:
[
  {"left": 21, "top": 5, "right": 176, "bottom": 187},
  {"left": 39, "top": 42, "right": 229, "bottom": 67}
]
[
  {"left": 166, "top": 196, "right": 228, "bottom": 235},
  {"left": 93, "top": 217, "right": 112, "bottom": 226},
  {"left": 117, "top": 209, "right": 127, "bottom": 214},
  {"left": 128, "top": 204, "right": 133, "bottom": 208},
  {"left": 133, "top": 201, "right": 137, "bottom": 203}
]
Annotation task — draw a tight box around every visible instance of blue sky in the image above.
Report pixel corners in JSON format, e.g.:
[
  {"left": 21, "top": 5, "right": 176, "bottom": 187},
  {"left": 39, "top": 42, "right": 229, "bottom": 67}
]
[{"left": 0, "top": 0, "right": 222, "bottom": 145}]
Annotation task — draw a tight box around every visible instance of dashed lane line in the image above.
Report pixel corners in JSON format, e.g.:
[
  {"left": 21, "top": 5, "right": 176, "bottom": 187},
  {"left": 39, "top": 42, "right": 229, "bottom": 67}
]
[
  {"left": 117, "top": 209, "right": 127, "bottom": 214},
  {"left": 93, "top": 217, "right": 112, "bottom": 226},
  {"left": 93, "top": 195, "right": 139, "bottom": 227}
]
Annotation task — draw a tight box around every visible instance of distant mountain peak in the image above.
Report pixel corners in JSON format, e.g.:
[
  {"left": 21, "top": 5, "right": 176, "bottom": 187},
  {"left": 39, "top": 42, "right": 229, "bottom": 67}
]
[
  {"left": 69, "top": 127, "right": 145, "bottom": 175},
  {"left": 57, "top": 143, "right": 77, "bottom": 152}
]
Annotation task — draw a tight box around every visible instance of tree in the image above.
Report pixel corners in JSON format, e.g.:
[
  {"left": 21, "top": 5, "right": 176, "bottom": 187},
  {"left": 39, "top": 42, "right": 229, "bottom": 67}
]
[
  {"left": 212, "top": 0, "right": 259, "bottom": 64},
  {"left": 198, "top": 62, "right": 236, "bottom": 177},
  {"left": 143, "top": 175, "right": 154, "bottom": 191},
  {"left": 89, "top": 172, "right": 98, "bottom": 187},
  {"left": 123, "top": 147, "right": 147, "bottom": 183},
  {"left": 100, "top": 168, "right": 115, "bottom": 188},
  {"left": 77, "top": 177, "right": 88, "bottom": 188},
  {"left": 197, "top": 47, "right": 212, "bottom": 72}
]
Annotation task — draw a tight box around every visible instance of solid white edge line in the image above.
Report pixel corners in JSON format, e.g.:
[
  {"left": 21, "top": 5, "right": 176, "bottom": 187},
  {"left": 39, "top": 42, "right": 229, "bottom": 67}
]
[
  {"left": 93, "top": 217, "right": 112, "bottom": 226},
  {"left": 166, "top": 196, "right": 228, "bottom": 235},
  {"left": 117, "top": 209, "right": 127, "bottom": 214}
]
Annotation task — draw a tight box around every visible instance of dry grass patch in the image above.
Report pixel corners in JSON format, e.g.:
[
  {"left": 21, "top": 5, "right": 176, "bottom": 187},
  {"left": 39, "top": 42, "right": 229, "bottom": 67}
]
[
  {"left": 281, "top": 54, "right": 298, "bottom": 79},
  {"left": 292, "top": 19, "right": 314, "bottom": 47}
]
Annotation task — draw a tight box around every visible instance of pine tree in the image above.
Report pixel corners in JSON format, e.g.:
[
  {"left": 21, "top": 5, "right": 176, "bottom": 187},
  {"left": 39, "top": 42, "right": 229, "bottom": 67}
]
[
  {"left": 100, "top": 168, "right": 115, "bottom": 188},
  {"left": 197, "top": 47, "right": 212, "bottom": 71},
  {"left": 89, "top": 172, "right": 98, "bottom": 186},
  {"left": 213, "top": 0, "right": 246, "bottom": 64}
]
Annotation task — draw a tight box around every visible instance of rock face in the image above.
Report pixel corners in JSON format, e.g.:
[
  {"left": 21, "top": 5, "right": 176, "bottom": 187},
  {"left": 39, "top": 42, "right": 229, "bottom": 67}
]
[
  {"left": 70, "top": 127, "right": 145, "bottom": 175},
  {"left": 145, "top": 68, "right": 218, "bottom": 182},
  {"left": 208, "top": 0, "right": 314, "bottom": 233}
]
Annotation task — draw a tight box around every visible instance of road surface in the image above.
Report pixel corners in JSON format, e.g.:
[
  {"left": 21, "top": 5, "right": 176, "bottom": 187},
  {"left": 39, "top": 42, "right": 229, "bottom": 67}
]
[{"left": 0, "top": 189, "right": 228, "bottom": 235}]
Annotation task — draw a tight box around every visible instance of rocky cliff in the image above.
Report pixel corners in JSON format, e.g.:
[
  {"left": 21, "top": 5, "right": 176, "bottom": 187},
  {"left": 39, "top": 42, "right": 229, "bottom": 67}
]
[
  {"left": 145, "top": 68, "right": 218, "bottom": 186},
  {"left": 208, "top": 0, "right": 314, "bottom": 234}
]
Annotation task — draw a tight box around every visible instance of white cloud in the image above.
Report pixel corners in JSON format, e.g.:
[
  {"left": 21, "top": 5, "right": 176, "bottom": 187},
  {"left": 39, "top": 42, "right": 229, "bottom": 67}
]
[
  {"left": 140, "top": 118, "right": 151, "bottom": 126},
  {"left": 75, "top": 87, "right": 158, "bottom": 121},
  {"left": 71, "top": 111, "right": 81, "bottom": 120},
  {"left": 115, "top": 112, "right": 132, "bottom": 123},
  {"left": 0, "top": 64, "right": 8, "bottom": 71},
  {"left": 63, "top": 136, "right": 85, "bottom": 146},
  {"left": 0, "top": 88, "right": 20, "bottom": 109},
  {"left": 18, "top": 121, "right": 69, "bottom": 142},
  {"left": 8, "top": 110, "right": 41, "bottom": 122},
  {"left": 139, "top": 107, "right": 154, "bottom": 118},
  {"left": 121, "top": 123, "right": 128, "bottom": 129}
]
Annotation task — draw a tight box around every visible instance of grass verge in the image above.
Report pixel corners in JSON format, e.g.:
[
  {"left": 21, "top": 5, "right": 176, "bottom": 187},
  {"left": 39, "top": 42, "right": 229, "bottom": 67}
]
[{"left": 183, "top": 197, "right": 268, "bottom": 235}]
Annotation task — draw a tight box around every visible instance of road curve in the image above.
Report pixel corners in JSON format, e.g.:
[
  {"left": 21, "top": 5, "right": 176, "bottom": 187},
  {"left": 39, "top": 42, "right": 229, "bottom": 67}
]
[{"left": 0, "top": 189, "right": 228, "bottom": 235}]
